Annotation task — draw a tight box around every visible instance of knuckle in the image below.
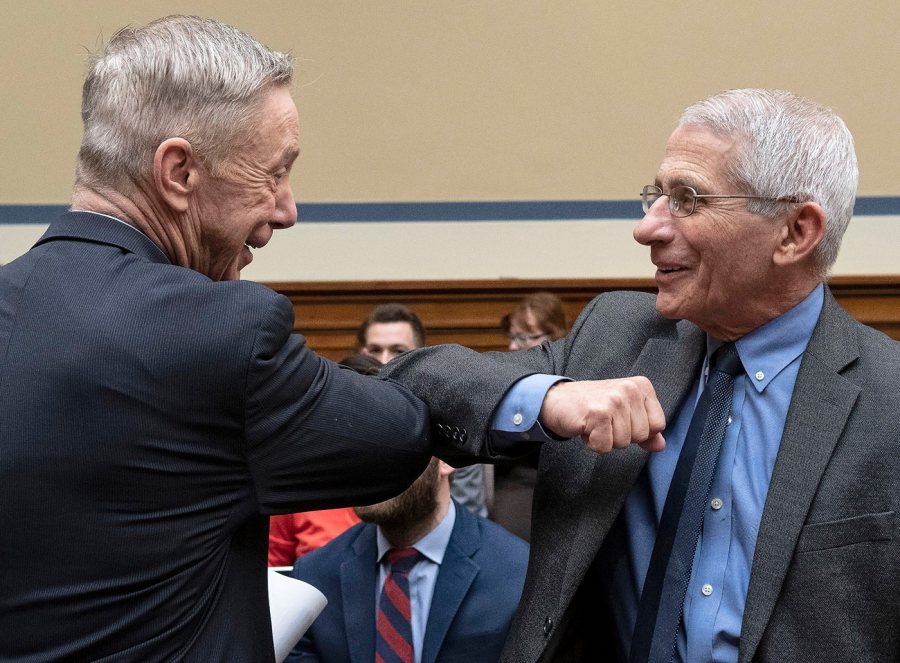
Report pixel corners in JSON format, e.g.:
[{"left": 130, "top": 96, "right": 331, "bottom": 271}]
[
  {"left": 632, "top": 375, "right": 653, "bottom": 393},
  {"left": 606, "top": 392, "right": 625, "bottom": 408}
]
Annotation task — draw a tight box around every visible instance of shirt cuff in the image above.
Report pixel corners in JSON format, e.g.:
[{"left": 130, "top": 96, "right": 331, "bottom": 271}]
[{"left": 490, "top": 373, "right": 572, "bottom": 451}]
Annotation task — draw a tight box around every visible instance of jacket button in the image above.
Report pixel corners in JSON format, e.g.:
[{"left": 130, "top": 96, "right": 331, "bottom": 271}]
[{"left": 543, "top": 616, "right": 553, "bottom": 637}]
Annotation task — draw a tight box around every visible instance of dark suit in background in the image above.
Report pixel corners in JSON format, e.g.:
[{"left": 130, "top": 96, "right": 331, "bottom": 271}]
[{"left": 289, "top": 500, "right": 528, "bottom": 663}]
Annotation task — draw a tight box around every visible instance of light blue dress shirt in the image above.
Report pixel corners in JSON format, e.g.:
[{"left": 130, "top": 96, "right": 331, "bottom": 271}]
[
  {"left": 375, "top": 500, "right": 457, "bottom": 663},
  {"left": 492, "top": 284, "right": 824, "bottom": 663}
]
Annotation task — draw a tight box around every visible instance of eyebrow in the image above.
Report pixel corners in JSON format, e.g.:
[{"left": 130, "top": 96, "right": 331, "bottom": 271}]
[
  {"left": 282, "top": 145, "right": 300, "bottom": 165},
  {"left": 366, "top": 343, "right": 412, "bottom": 352},
  {"left": 654, "top": 174, "right": 705, "bottom": 192}
]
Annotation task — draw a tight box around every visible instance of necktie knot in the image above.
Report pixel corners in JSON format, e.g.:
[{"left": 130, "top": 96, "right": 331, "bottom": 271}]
[
  {"left": 386, "top": 547, "right": 420, "bottom": 575},
  {"left": 711, "top": 342, "right": 743, "bottom": 376}
]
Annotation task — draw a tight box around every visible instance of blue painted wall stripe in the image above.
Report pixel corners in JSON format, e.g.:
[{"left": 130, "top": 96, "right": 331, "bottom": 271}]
[{"left": 2, "top": 197, "right": 899, "bottom": 225}]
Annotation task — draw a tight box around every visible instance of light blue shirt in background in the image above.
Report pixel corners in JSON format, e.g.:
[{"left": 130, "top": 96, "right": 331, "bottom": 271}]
[
  {"left": 492, "top": 284, "right": 824, "bottom": 663},
  {"left": 375, "top": 500, "right": 457, "bottom": 663}
]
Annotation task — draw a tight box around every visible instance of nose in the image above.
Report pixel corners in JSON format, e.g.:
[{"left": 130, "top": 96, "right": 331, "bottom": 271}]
[
  {"left": 375, "top": 350, "right": 395, "bottom": 364},
  {"left": 633, "top": 197, "right": 673, "bottom": 246},
  {"left": 271, "top": 182, "right": 298, "bottom": 230}
]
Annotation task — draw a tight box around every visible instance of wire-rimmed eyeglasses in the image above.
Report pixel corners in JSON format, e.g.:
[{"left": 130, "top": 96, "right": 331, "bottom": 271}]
[
  {"left": 507, "top": 332, "right": 548, "bottom": 348},
  {"left": 641, "top": 184, "right": 800, "bottom": 218}
]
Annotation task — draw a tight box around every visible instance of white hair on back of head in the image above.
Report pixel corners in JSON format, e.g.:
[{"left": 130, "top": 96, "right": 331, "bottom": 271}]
[
  {"left": 76, "top": 15, "right": 293, "bottom": 189},
  {"left": 679, "top": 89, "right": 858, "bottom": 276}
]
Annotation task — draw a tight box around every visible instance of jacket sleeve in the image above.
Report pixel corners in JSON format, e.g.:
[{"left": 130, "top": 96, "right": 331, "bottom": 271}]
[
  {"left": 243, "top": 293, "right": 432, "bottom": 514},
  {"left": 379, "top": 296, "right": 612, "bottom": 465}
]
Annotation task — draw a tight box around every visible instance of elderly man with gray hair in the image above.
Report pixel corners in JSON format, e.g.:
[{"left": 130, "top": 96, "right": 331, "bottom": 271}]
[
  {"left": 384, "top": 89, "right": 900, "bottom": 662},
  {"left": 0, "top": 16, "right": 437, "bottom": 661}
]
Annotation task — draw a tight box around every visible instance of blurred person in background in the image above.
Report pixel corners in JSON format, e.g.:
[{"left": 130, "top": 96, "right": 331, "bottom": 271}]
[
  {"left": 493, "top": 292, "right": 569, "bottom": 541},
  {"left": 501, "top": 291, "right": 568, "bottom": 351},
  {"left": 359, "top": 303, "right": 491, "bottom": 518},
  {"left": 288, "top": 454, "right": 528, "bottom": 661}
]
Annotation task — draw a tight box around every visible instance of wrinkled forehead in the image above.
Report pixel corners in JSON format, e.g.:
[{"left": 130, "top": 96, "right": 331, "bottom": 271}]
[{"left": 658, "top": 124, "right": 741, "bottom": 189}]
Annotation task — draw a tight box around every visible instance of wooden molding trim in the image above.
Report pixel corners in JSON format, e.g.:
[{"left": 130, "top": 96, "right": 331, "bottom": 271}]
[{"left": 265, "top": 276, "right": 900, "bottom": 360}]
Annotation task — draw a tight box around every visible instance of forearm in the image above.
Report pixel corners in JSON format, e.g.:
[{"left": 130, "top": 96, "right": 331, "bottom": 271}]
[{"left": 382, "top": 343, "right": 556, "bottom": 463}]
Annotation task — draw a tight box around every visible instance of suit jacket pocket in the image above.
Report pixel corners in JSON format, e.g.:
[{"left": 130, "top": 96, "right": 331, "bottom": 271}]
[{"left": 797, "top": 510, "right": 894, "bottom": 553}]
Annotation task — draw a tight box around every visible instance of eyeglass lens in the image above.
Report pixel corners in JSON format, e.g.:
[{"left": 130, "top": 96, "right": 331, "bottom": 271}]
[{"left": 641, "top": 185, "right": 695, "bottom": 217}]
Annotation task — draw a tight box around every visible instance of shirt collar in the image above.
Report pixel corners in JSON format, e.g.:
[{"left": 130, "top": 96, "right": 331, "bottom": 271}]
[
  {"left": 376, "top": 500, "right": 457, "bottom": 566},
  {"left": 69, "top": 209, "right": 146, "bottom": 234},
  {"left": 707, "top": 283, "right": 824, "bottom": 393}
]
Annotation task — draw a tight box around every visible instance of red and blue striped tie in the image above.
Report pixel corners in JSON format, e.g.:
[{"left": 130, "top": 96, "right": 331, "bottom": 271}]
[{"left": 376, "top": 547, "right": 420, "bottom": 663}]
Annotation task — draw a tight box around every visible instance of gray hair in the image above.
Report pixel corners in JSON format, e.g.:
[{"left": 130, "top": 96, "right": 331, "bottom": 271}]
[
  {"left": 679, "top": 89, "right": 858, "bottom": 276},
  {"left": 76, "top": 15, "right": 293, "bottom": 189}
]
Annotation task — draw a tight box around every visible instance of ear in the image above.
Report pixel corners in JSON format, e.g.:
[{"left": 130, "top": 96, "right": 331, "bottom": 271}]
[
  {"left": 773, "top": 201, "right": 826, "bottom": 268},
  {"left": 152, "top": 138, "right": 199, "bottom": 213}
]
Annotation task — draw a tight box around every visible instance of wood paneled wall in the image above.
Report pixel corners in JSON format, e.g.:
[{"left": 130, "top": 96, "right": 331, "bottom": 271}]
[{"left": 266, "top": 276, "right": 900, "bottom": 361}]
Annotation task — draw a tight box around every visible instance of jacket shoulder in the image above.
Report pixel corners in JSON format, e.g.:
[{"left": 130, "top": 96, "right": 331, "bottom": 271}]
[
  {"left": 290, "top": 522, "right": 371, "bottom": 580},
  {"left": 475, "top": 517, "right": 529, "bottom": 563}
]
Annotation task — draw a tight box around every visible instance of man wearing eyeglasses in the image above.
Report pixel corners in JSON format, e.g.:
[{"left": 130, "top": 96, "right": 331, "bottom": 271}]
[{"left": 384, "top": 88, "right": 900, "bottom": 662}]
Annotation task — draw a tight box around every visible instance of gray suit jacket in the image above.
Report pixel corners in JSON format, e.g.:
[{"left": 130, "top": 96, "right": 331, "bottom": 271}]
[{"left": 383, "top": 289, "right": 900, "bottom": 662}]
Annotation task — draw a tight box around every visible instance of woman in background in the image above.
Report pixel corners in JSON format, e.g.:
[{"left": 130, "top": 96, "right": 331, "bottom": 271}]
[
  {"left": 501, "top": 291, "right": 568, "bottom": 351},
  {"left": 493, "top": 292, "right": 568, "bottom": 541}
]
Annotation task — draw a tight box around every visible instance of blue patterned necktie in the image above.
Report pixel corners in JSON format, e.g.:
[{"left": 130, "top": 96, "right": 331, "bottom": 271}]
[
  {"left": 376, "top": 547, "right": 420, "bottom": 663},
  {"left": 630, "top": 343, "right": 743, "bottom": 662}
]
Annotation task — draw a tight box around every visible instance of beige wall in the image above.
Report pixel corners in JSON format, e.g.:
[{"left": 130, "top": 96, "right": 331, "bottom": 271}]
[{"left": 2, "top": 1, "right": 898, "bottom": 277}]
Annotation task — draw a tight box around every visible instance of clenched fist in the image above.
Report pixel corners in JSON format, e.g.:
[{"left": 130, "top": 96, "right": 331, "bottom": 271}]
[{"left": 538, "top": 377, "right": 666, "bottom": 453}]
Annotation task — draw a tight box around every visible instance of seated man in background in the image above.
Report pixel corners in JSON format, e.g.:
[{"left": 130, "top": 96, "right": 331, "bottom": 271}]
[
  {"left": 357, "top": 302, "right": 427, "bottom": 365},
  {"left": 288, "top": 454, "right": 528, "bottom": 662},
  {"left": 359, "top": 302, "right": 492, "bottom": 518}
]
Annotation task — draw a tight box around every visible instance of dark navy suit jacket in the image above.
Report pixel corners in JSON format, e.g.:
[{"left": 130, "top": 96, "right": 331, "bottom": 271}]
[
  {"left": 0, "top": 212, "right": 432, "bottom": 662},
  {"left": 288, "top": 501, "right": 528, "bottom": 663}
]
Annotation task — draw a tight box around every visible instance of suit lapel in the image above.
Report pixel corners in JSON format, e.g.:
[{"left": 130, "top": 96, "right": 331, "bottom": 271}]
[
  {"left": 739, "top": 291, "right": 861, "bottom": 663},
  {"left": 342, "top": 526, "right": 378, "bottom": 663},
  {"left": 630, "top": 326, "right": 706, "bottom": 417},
  {"left": 421, "top": 505, "right": 479, "bottom": 663},
  {"left": 555, "top": 323, "right": 707, "bottom": 602}
]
